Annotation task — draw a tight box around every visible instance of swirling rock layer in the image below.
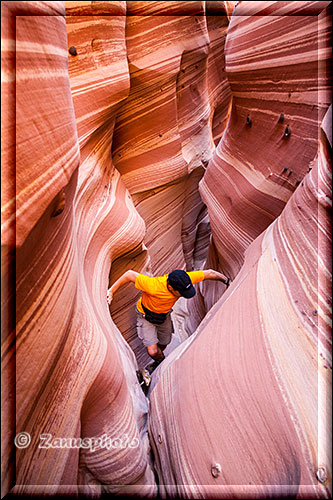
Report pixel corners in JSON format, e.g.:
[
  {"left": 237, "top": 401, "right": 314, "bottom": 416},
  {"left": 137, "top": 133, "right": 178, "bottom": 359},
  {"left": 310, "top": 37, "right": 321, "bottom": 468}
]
[
  {"left": 109, "top": 0, "right": 230, "bottom": 367},
  {"left": 149, "top": 103, "right": 332, "bottom": 499},
  {"left": 148, "top": 3, "right": 332, "bottom": 497},
  {"left": 188, "top": 0, "right": 332, "bottom": 331},
  {"left": 1, "top": 1, "right": 331, "bottom": 499},
  {"left": 2, "top": 1, "right": 158, "bottom": 496},
  {"left": 1, "top": 0, "right": 231, "bottom": 496}
]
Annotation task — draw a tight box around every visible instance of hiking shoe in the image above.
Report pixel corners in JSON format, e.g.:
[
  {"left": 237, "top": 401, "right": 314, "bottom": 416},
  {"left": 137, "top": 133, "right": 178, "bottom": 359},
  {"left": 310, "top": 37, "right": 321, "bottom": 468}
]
[
  {"left": 146, "top": 358, "right": 163, "bottom": 374},
  {"left": 136, "top": 369, "right": 151, "bottom": 387}
]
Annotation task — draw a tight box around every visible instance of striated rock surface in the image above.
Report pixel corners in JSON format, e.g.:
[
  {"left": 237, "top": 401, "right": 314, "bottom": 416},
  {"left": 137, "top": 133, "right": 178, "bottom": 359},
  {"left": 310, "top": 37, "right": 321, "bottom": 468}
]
[
  {"left": 2, "top": 2, "right": 80, "bottom": 495},
  {"left": 206, "top": 1, "right": 232, "bottom": 146},
  {"left": 66, "top": 0, "right": 129, "bottom": 148},
  {"left": 2, "top": 0, "right": 231, "bottom": 496},
  {"left": 66, "top": 4, "right": 156, "bottom": 493},
  {"left": 2, "top": 0, "right": 331, "bottom": 498},
  {"left": 188, "top": 0, "right": 332, "bottom": 332},
  {"left": 2, "top": 2, "right": 80, "bottom": 248},
  {"left": 109, "top": 1, "right": 231, "bottom": 367},
  {"left": 3, "top": 1, "right": 160, "bottom": 496},
  {"left": 149, "top": 103, "right": 332, "bottom": 499}
]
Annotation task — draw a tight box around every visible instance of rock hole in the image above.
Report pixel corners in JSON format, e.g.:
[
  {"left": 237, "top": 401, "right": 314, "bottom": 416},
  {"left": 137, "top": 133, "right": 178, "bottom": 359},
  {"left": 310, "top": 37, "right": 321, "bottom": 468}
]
[
  {"left": 316, "top": 467, "right": 328, "bottom": 483},
  {"left": 69, "top": 46, "right": 77, "bottom": 56},
  {"left": 284, "top": 125, "right": 291, "bottom": 137},
  {"left": 211, "top": 463, "right": 221, "bottom": 478}
]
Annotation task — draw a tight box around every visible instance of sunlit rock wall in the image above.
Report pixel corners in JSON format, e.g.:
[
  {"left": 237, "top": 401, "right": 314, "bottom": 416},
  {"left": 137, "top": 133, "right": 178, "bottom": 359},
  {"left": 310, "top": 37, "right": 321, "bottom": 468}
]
[
  {"left": 1, "top": 0, "right": 232, "bottom": 496},
  {"left": 149, "top": 103, "right": 332, "bottom": 499},
  {"left": 206, "top": 1, "right": 231, "bottom": 146},
  {"left": 1, "top": 2, "right": 80, "bottom": 496},
  {"left": 3, "top": 1, "right": 158, "bottom": 496},
  {"left": 3, "top": 1, "right": 330, "bottom": 498},
  {"left": 188, "top": 0, "right": 332, "bottom": 332}
]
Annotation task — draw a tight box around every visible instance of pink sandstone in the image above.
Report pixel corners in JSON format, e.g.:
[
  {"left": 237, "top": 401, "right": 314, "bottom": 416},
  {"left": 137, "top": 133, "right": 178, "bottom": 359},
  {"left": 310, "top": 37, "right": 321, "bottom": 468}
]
[
  {"left": 3, "top": 1, "right": 155, "bottom": 496},
  {"left": 109, "top": 1, "right": 231, "bottom": 368},
  {"left": 149, "top": 102, "right": 332, "bottom": 499},
  {"left": 188, "top": 0, "right": 332, "bottom": 331},
  {"left": 1, "top": 1, "right": 331, "bottom": 498}
]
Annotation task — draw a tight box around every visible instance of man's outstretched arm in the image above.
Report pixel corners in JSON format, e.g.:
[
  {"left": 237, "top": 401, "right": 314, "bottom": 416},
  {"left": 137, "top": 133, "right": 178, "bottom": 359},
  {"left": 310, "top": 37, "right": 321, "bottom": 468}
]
[
  {"left": 107, "top": 270, "right": 139, "bottom": 304},
  {"left": 202, "top": 269, "right": 230, "bottom": 286}
]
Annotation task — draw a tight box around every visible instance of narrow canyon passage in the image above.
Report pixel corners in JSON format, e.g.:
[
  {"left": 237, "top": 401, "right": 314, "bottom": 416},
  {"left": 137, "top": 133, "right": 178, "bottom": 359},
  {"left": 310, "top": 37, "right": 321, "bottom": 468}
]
[{"left": 1, "top": 1, "right": 332, "bottom": 499}]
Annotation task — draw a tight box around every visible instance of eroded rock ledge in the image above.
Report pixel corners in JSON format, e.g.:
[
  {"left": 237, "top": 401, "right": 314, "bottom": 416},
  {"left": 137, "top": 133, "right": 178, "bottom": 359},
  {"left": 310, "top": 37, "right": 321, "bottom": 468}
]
[{"left": 1, "top": 1, "right": 331, "bottom": 499}]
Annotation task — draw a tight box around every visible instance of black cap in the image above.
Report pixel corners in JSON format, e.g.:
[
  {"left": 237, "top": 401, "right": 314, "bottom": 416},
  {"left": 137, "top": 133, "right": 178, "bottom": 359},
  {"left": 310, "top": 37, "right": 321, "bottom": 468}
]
[{"left": 167, "top": 270, "right": 196, "bottom": 299}]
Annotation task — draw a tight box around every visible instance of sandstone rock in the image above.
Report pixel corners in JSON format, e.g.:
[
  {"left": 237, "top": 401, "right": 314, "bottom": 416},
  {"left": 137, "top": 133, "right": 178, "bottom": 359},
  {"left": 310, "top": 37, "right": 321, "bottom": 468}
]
[
  {"left": 149, "top": 103, "right": 332, "bottom": 499},
  {"left": 2, "top": 1, "right": 79, "bottom": 248},
  {"left": 1, "top": 1, "right": 78, "bottom": 495},
  {"left": 2, "top": 1, "right": 331, "bottom": 498},
  {"left": 109, "top": 1, "right": 232, "bottom": 366},
  {"left": 66, "top": 0, "right": 129, "bottom": 148},
  {"left": 206, "top": 1, "right": 232, "bottom": 145},
  {"left": 188, "top": 0, "right": 332, "bottom": 331},
  {"left": 2, "top": 1, "right": 156, "bottom": 496}
]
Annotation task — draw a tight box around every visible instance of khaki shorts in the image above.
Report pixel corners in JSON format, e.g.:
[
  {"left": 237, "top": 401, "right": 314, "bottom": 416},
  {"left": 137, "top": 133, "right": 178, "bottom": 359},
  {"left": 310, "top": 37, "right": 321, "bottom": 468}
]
[{"left": 136, "top": 308, "right": 173, "bottom": 347}]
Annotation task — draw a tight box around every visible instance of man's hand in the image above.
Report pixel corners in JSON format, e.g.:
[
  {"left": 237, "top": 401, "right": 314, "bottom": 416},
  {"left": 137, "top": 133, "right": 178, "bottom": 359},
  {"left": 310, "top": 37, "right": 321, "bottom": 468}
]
[
  {"left": 224, "top": 277, "right": 231, "bottom": 288},
  {"left": 106, "top": 270, "right": 139, "bottom": 306},
  {"left": 203, "top": 269, "right": 231, "bottom": 287},
  {"left": 107, "top": 288, "right": 113, "bottom": 305}
]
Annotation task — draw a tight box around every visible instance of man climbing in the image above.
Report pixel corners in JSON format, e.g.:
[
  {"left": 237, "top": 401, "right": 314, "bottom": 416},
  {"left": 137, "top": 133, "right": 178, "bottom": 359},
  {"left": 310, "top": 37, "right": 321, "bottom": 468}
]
[{"left": 107, "top": 268, "right": 230, "bottom": 371}]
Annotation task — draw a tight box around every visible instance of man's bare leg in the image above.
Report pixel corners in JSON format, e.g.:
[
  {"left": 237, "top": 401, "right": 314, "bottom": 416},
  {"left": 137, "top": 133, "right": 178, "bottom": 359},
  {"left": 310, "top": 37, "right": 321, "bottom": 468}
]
[
  {"left": 147, "top": 343, "right": 165, "bottom": 362},
  {"left": 157, "top": 342, "right": 167, "bottom": 352}
]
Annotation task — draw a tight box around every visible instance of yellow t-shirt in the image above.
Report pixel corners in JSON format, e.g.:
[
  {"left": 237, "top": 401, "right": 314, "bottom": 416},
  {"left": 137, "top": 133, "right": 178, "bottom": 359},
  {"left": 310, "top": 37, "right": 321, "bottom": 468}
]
[{"left": 135, "top": 271, "right": 205, "bottom": 314}]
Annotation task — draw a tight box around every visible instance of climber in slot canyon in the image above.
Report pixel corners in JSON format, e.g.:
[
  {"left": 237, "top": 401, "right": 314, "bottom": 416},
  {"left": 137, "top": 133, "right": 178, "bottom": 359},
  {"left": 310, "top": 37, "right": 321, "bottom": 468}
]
[{"left": 107, "top": 269, "right": 230, "bottom": 369}]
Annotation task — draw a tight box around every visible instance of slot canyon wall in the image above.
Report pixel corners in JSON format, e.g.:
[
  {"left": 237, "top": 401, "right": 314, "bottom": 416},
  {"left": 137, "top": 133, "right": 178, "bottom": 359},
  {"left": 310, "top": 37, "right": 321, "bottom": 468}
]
[
  {"left": 149, "top": 99, "right": 332, "bottom": 499},
  {"left": 187, "top": 0, "right": 333, "bottom": 332},
  {"left": 1, "top": 1, "right": 331, "bottom": 500},
  {"left": 2, "top": 0, "right": 230, "bottom": 496},
  {"left": 149, "top": 1, "right": 332, "bottom": 498}
]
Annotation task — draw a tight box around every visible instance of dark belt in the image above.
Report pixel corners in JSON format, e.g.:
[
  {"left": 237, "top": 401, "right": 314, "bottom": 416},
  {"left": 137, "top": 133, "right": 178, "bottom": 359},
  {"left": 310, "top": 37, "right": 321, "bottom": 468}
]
[{"left": 141, "top": 303, "right": 168, "bottom": 325}]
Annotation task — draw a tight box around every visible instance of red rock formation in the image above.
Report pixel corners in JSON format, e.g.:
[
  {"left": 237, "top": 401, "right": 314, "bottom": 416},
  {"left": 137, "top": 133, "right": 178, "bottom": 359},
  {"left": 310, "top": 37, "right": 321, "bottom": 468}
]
[
  {"left": 206, "top": 1, "right": 232, "bottom": 145},
  {"left": 149, "top": 103, "right": 332, "bottom": 499},
  {"left": 2, "top": 1, "right": 79, "bottom": 495},
  {"left": 66, "top": 0, "right": 129, "bottom": 149},
  {"left": 2, "top": 2, "right": 80, "bottom": 248},
  {"left": 110, "top": 1, "right": 231, "bottom": 367},
  {"left": 2, "top": 0, "right": 331, "bottom": 498},
  {"left": 188, "top": 0, "right": 332, "bottom": 331},
  {"left": 2, "top": 0, "right": 231, "bottom": 496},
  {"left": 2, "top": 1, "right": 156, "bottom": 496}
]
